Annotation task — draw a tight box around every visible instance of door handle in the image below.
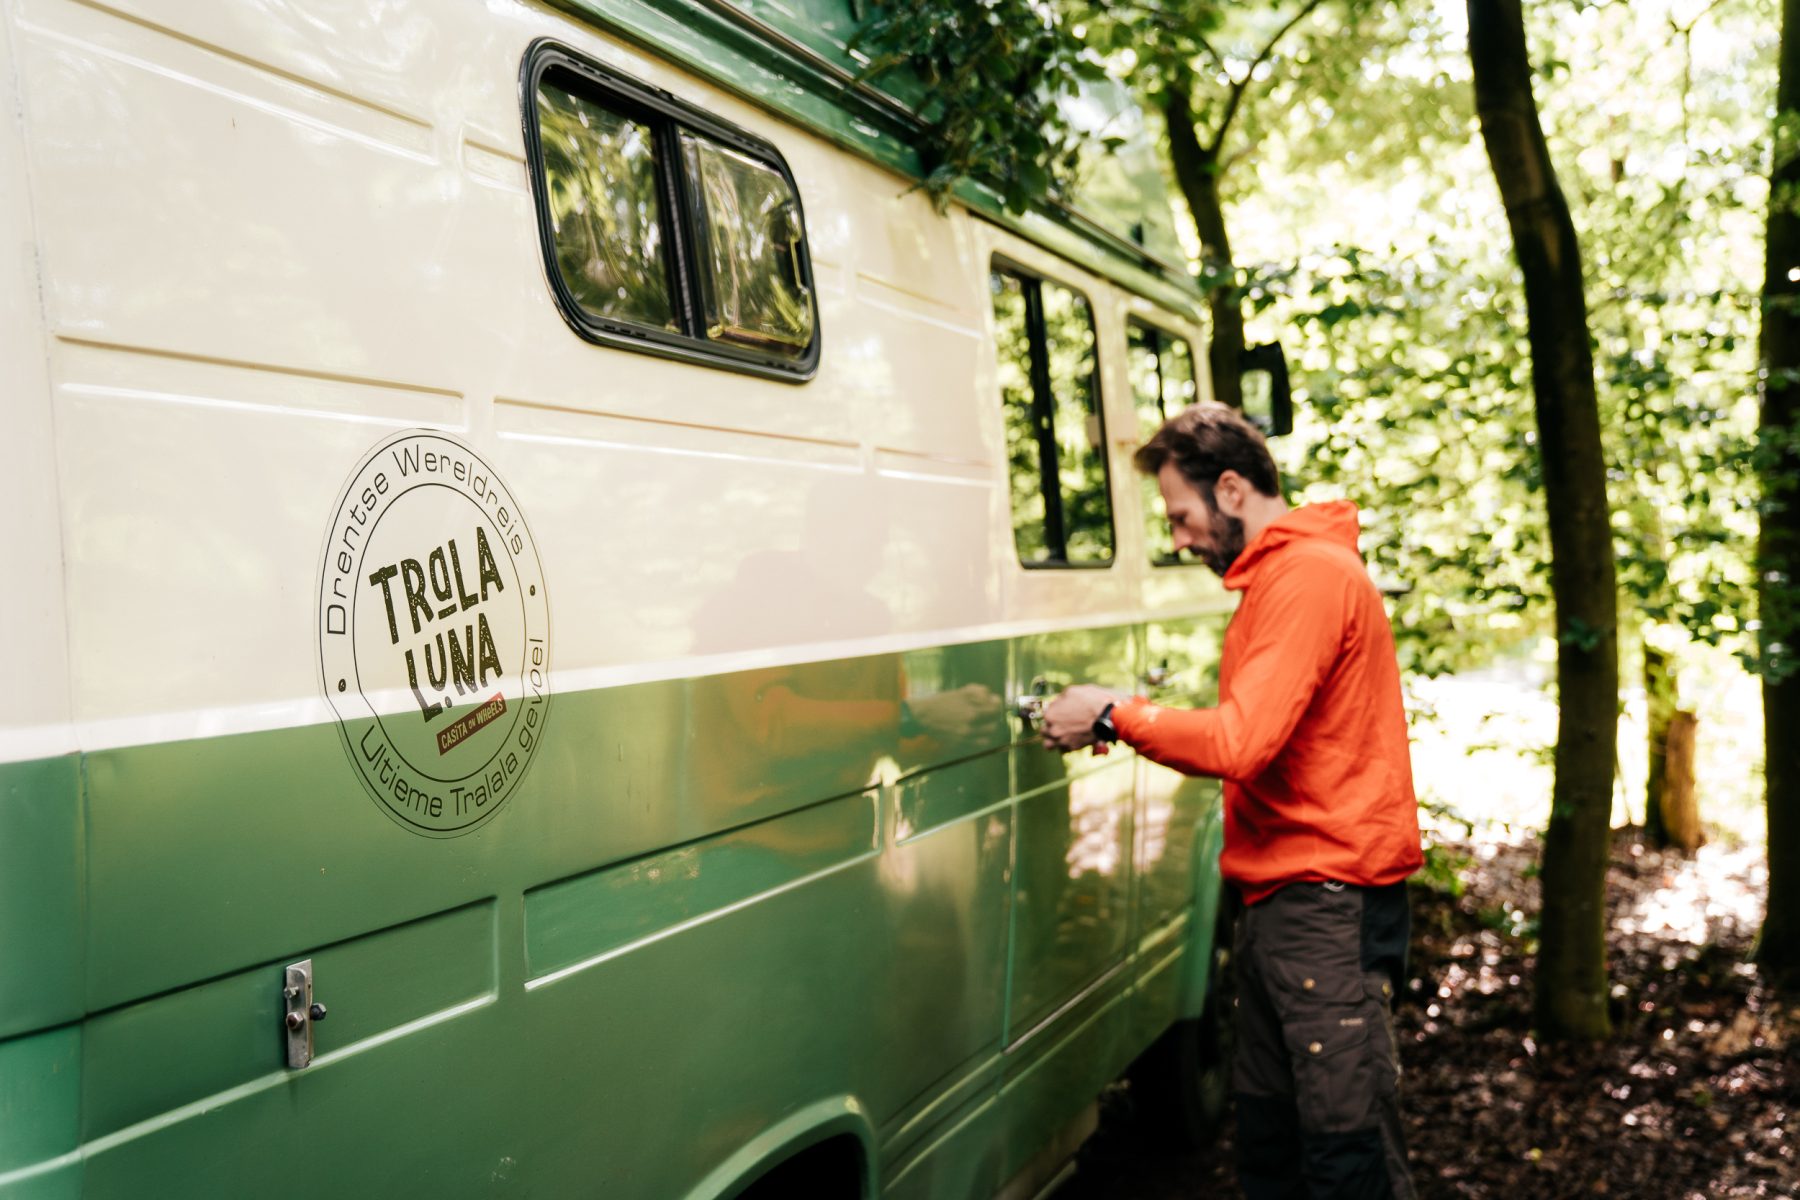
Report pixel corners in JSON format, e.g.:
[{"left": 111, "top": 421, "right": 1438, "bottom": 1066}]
[{"left": 1014, "top": 675, "right": 1050, "bottom": 729}]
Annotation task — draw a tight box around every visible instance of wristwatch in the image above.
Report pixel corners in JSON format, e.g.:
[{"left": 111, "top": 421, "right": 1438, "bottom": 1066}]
[{"left": 1091, "top": 702, "right": 1118, "bottom": 745}]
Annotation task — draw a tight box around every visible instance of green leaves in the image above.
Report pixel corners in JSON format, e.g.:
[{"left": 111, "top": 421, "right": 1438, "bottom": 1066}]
[{"left": 850, "top": 0, "right": 1105, "bottom": 212}]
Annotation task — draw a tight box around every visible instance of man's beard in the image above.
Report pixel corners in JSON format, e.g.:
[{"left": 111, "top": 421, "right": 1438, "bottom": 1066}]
[{"left": 1196, "top": 510, "right": 1247, "bottom": 577}]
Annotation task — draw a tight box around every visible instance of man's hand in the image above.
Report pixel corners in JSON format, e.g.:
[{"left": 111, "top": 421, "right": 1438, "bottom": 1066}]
[{"left": 1040, "top": 684, "right": 1125, "bottom": 753}]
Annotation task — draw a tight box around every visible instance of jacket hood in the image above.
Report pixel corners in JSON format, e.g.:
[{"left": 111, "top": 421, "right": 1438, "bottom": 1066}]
[{"left": 1221, "top": 500, "right": 1362, "bottom": 591}]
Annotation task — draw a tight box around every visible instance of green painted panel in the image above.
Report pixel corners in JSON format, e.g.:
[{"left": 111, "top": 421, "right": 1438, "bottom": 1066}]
[
  {"left": 55, "top": 853, "right": 939, "bottom": 1197},
  {"left": 1005, "top": 627, "right": 1136, "bottom": 1044},
  {"left": 873, "top": 799, "right": 1012, "bottom": 1126},
  {"left": 0, "top": 626, "right": 1225, "bottom": 1197},
  {"left": 996, "top": 982, "right": 1133, "bottom": 1183},
  {"left": 1179, "top": 809, "right": 1230, "bottom": 1021},
  {"left": 739, "top": 0, "right": 869, "bottom": 72},
  {"left": 1005, "top": 755, "right": 1135, "bottom": 1041},
  {"left": 1136, "top": 617, "right": 1226, "bottom": 933},
  {"left": 0, "top": 756, "right": 81, "bottom": 1039},
  {"left": 0, "top": 1025, "right": 79, "bottom": 1174},
  {"left": 82, "top": 643, "right": 1009, "bottom": 1012},
  {"left": 82, "top": 720, "right": 505, "bottom": 1013},
  {"left": 894, "top": 751, "right": 1008, "bottom": 844},
  {"left": 525, "top": 790, "right": 880, "bottom": 979},
  {"left": 80, "top": 901, "right": 495, "bottom": 1140},
  {"left": 0, "top": 1165, "right": 80, "bottom": 1200},
  {"left": 877, "top": 1050, "right": 1001, "bottom": 1170},
  {"left": 1129, "top": 927, "right": 1188, "bottom": 1048},
  {"left": 1135, "top": 772, "right": 1220, "bottom": 933},
  {"left": 883, "top": 1093, "right": 1005, "bottom": 1200}
]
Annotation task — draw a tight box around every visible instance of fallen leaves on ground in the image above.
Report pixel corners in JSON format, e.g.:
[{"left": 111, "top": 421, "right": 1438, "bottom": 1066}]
[{"left": 1067, "top": 831, "right": 1798, "bottom": 1199}]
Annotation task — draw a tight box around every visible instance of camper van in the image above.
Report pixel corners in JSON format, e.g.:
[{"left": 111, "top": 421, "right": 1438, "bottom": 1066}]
[{"left": 0, "top": 1, "right": 1249, "bottom": 1195}]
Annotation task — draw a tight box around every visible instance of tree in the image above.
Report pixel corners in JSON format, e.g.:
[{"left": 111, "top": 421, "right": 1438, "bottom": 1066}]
[
  {"left": 1759, "top": 0, "right": 1800, "bottom": 991},
  {"left": 1468, "top": 0, "right": 1619, "bottom": 1040},
  {"left": 1089, "top": 0, "right": 1394, "bottom": 411},
  {"left": 1156, "top": 2, "right": 1334, "bottom": 412},
  {"left": 1573, "top": 0, "right": 1764, "bottom": 852}
]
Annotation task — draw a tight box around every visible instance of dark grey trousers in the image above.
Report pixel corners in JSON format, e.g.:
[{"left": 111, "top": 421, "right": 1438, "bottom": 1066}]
[{"left": 1232, "top": 881, "right": 1415, "bottom": 1200}]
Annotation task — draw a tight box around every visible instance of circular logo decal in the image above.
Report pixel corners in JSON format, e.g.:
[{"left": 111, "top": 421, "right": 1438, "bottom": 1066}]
[{"left": 318, "top": 431, "right": 550, "bottom": 836}]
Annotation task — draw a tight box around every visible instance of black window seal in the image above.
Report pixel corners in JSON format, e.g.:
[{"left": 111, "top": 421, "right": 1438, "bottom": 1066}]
[
  {"left": 520, "top": 39, "right": 821, "bottom": 383},
  {"left": 990, "top": 255, "right": 1116, "bottom": 570}
]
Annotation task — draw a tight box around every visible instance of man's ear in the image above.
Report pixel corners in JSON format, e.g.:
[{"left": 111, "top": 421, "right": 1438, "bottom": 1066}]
[{"left": 1212, "top": 469, "right": 1248, "bottom": 517}]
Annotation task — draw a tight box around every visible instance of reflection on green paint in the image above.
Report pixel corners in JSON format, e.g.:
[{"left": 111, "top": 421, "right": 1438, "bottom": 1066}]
[
  {"left": 0, "top": 755, "right": 81, "bottom": 1041},
  {"left": 0, "top": 1024, "right": 79, "bottom": 1174}
]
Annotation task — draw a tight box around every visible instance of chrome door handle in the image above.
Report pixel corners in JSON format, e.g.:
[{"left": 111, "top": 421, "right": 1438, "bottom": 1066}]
[{"left": 1014, "top": 675, "right": 1050, "bottom": 728}]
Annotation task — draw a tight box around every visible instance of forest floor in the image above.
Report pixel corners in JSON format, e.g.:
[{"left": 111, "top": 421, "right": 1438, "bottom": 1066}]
[{"left": 1065, "top": 829, "right": 1798, "bottom": 1199}]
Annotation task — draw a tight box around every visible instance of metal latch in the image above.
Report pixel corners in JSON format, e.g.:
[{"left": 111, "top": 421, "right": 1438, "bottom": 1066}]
[
  {"left": 1013, "top": 676, "right": 1050, "bottom": 730},
  {"left": 282, "top": 959, "right": 329, "bottom": 1069}
]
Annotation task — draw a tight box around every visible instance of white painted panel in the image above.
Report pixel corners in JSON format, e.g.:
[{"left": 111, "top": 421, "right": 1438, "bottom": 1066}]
[
  {"left": 18, "top": 0, "right": 444, "bottom": 382},
  {"left": 490, "top": 399, "right": 1000, "bottom": 670},
  {"left": 50, "top": 349, "right": 464, "bottom": 728},
  {"left": 5, "top": 0, "right": 1222, "bottom": 757},
  {"left": 0, "top": 3, "right": 73, "bottom": 753},
  {"left": 481, "top": 0, "right": 867, "bottom": 450}
]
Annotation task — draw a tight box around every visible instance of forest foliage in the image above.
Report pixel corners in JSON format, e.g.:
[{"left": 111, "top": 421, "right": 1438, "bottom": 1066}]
[{"left": 857, "top": 0, "right": 1772, "bottom": 681}]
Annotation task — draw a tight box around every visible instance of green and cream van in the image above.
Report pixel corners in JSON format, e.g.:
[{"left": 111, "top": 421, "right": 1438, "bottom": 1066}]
[{"left": 0, "top": 0, "right": 1247, "bottom": 1195}]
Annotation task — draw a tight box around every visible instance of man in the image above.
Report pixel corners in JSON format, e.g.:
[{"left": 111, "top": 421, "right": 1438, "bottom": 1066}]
[{"left": 1042, "top": 402, "right": 1421, "bottom": 1200}]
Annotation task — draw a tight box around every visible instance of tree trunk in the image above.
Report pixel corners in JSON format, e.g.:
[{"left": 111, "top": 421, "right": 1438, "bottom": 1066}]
[
  {"left": 1164, "top": 87, "right": 1244, "bottom": 412},
  {"left": 1468, "top": 0, "right": 1620, "bottom": 1041},
  {"left": 1644, "top": 641, "right": 1674, "bottom": 847},
  {"left": 1662, "top": 711, "right": 1705, "bottom": 854},
  {"left": 1758, "top": 0, "right": 1800, "bottom": 992}
]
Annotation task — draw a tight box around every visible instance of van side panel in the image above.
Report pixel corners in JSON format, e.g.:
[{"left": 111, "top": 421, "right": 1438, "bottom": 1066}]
[{"left": 0, "top": 0, "right": 1233, "bottom": 1195}]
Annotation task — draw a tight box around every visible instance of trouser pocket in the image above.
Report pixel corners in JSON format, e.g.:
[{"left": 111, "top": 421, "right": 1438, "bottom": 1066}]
[{"left": 1280, "top": 1009, "right": 1376, "bottom": 1135}]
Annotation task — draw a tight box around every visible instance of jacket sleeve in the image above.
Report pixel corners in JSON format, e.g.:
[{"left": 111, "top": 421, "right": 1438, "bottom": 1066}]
[{"left": 1112, "top": 555, "right": 1351, "bottom": 781}]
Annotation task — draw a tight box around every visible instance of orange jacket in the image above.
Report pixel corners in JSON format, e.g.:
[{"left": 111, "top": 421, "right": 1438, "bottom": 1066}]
[{"left": 1112, "top": 501, "right": 1421, "bottom": 904}]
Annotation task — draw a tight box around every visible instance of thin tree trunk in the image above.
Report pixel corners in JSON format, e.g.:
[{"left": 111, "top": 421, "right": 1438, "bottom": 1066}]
[
  {"left": 1758, "top": 0, "right": 1800, "bottom": 992},
  {"left": 1468, "top": 0, "right": 1619, "bottom": 1041},
  {"left": 1662, "top": 711, "right": 1704, "bottom": 853},
  {"left": 1644, "top": 640, "right": 1674, "bottom": 847},
  {"left": 1165, "top": 87, "right": 1245, "bottom": 412}
]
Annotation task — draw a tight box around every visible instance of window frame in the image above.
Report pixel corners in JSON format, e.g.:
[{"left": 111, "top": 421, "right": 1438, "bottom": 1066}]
[
  {"left": 1125, "top": 316, "right": 1205, "bottom": 569},
  {"left": 990, "top": 255, "right": 1117, "bottom": 571},
  {"left": 520, "top": 40, "right": 821, "bottom": 383}
]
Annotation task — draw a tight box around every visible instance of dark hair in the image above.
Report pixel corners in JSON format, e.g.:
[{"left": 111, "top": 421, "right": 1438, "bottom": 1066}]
[{"left": 1133, "top": 401, "right": 1281, "bottom": 498}]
